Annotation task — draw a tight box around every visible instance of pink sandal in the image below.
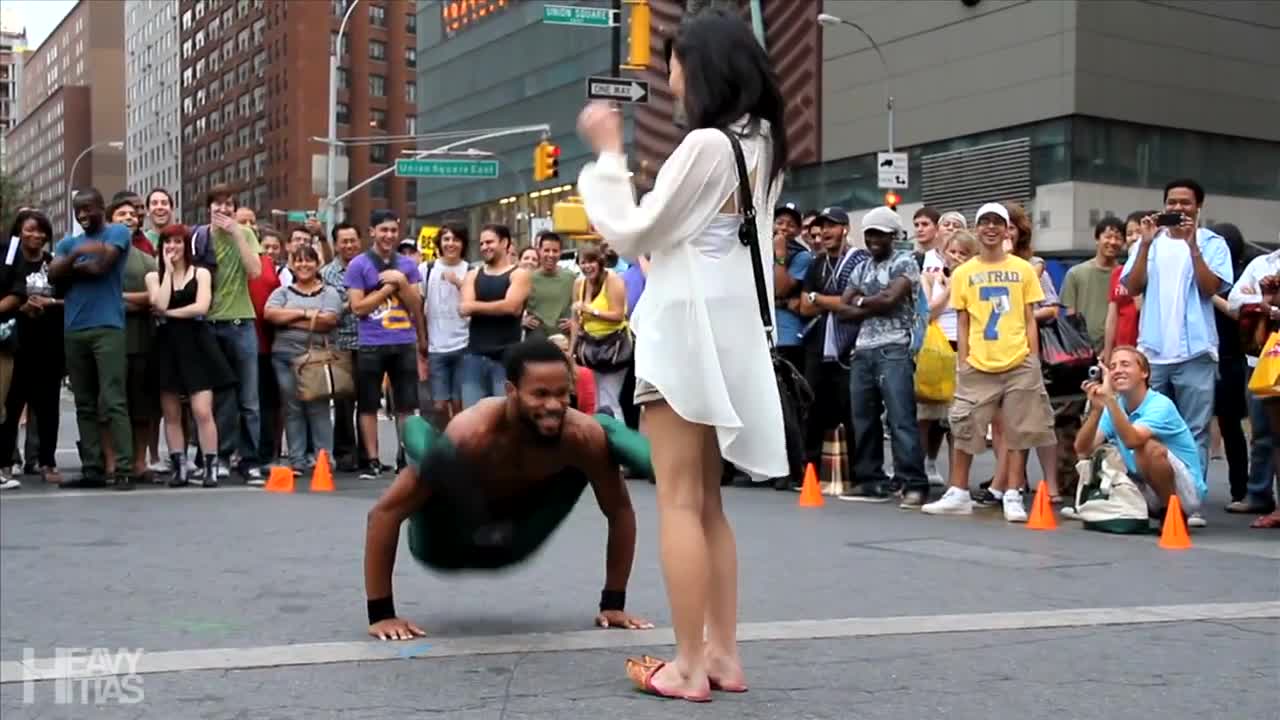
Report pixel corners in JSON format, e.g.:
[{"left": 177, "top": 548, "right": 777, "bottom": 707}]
[{"left": 625, "top": 656, "right": 711, "bottom": 703}]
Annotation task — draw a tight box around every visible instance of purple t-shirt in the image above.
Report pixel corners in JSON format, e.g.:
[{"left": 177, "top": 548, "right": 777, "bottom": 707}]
[{"left": 344, "top": 251, "right": 422, "bottom": 347}]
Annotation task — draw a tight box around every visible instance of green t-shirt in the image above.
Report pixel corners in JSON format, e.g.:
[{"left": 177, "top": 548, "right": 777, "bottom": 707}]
[
  {"left": 124, "top": 249, "right": 158, "bottom": 355},
  {"left": 527, "top": 268, "right": 576, "bottom": 335},
  {"left": 209, "top": 225, "right": 263, "bottom": 321},
  {"left": 1060, "top": 260, "right": 1115, "bottom": 351}
]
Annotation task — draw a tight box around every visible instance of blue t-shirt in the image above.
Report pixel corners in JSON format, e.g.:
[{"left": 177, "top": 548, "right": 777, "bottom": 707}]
[
  {"left": 777, "top": 250, "right": 812, "bottom": 347},
  {"left": 1099, "top": 389, "right": 1205, "bottom": 499},
  {"left": 53, "top": 223, "right": 131, "bottom": 332},
  {"left": 344, "top": 250, "right": 422, "bottom": 347}
]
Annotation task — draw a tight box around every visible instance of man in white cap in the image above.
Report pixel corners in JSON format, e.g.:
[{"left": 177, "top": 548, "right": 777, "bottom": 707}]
[
  {"left": 922, "top": 203, "right": 1056, "bottom": 522},
  {"left": 835, "top": 207, "right": 929, "bottom": 507}
]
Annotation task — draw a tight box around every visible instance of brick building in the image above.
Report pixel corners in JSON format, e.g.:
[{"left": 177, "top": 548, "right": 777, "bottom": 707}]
[
  {"left": 178, "top": 0, "right": 418, "bottom": 229},
  {"left": 3, "top": 0, "right": 126, "bottom": 238}
]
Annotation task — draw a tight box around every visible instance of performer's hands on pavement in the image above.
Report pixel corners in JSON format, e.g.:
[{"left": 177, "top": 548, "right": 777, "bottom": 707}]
[
  {"left": 369, "top": 617, "right": 427, "bottom": 641},
  {"left": 594, "top": 610, "right": 654, "bottom": 630}
]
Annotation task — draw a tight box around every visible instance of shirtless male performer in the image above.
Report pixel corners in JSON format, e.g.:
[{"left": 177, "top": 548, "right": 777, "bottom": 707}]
[{"left": 364, "top": 338, "right": 654, "bottom": 639}]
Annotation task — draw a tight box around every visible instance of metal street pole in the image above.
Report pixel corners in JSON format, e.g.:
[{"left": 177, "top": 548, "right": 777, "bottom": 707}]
[
  {"left": 66, "top": 139, "right": 124, "bottom": 235},
  {"left": 325, "top": 0, "right": 362, "bottom": 237},
  {"left": 611, "top": 0, "right": 622, "bottom": 76},
  {"left": 817, "top": 13, "right": 894, "bottom": 153}
]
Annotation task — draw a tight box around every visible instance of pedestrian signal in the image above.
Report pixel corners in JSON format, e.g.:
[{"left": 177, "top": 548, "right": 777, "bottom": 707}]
[
  {"left": 884, "top": 190, "right": 900, "bottom": 209},
  {"left": 533, "top": 141, "right": 561, "bottom": 182}
]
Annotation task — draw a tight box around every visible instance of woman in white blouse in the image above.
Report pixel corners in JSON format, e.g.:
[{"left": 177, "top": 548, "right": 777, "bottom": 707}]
[{"left": 576, "top": 9, "right": 788, "bottom": 703}]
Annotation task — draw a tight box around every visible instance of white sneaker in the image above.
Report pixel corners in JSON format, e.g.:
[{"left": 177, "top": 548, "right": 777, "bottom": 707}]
[
  {"left": 1060, "top": 505, "right": 1080, "bottom": 520},
  {"left": 147, "top": 460, "right": 170, "bottom": 474},
  {"left": 925, "top": 459, "right": 945, "bottom": 487},
  {"left": 1003, "top": 489, "right": 1028, "bottom": 523},
  {"left": 1187, "top": 513, "right": 1207, "bottom": 528},
  {"left": 0, "top": 477, "right": 20, "bottom": 490},
  {"left": 922, "top": 486, "right": 973, "bottom": 515}
]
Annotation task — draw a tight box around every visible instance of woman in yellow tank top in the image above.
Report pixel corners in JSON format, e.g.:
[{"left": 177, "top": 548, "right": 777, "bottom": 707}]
[{"left": 571, "top": 245, "right": 629, "bottom": 417}]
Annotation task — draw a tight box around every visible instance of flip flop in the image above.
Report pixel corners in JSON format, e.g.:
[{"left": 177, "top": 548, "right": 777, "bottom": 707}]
[
  {"left": 1250, "top": 511, "right": 1280, "bottom": 529},
  {"left": 638, "top": 655, "right": 747, "bottom": 693},
  {"left": 625, "top": 656, "right": 711, "bottom": 703}
]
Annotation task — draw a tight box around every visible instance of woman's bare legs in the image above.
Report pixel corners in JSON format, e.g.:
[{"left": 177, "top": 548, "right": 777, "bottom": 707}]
[
  {"left": 190, "top": 391, "right": 218, "bottom": 454},
  {"left": 700, "top": 419, "right": 745, "bottom": 688},
  {"left": 642, "top": 401, "right": 713, "bottom": 697},
  {"left": 160, "top": 394, "right": 186, "bottom": 455}
]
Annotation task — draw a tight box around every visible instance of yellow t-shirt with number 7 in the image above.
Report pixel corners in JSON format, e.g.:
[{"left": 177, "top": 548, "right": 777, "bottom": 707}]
[{"left": 949, "top": 255, "right": 1045, "bottom": 373}]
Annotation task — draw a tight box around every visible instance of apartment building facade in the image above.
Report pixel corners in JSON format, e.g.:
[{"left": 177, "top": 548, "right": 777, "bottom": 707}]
[
  {"left": 126, "top": 0, "right": 183, "bottom": 215},
  {"left": 0, "top": 18, "right": 28, "bottom": 173},
  {"left": 178, "top": 0, "right": 417, "bottom": 229},
  {"left": 3, "top": 0, "right": 126, "bottom": 238}
]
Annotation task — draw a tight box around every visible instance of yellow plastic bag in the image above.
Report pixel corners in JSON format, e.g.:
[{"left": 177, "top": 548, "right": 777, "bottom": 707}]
[
  {"left": 915, "top": 323, "right": 956, "bottom": 403},
  {"left": 1247, "top": 331, "right": 1280, "bottom": 398}
]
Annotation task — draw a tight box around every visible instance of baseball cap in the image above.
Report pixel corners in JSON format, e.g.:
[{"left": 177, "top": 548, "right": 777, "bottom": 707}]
[
  {"left": 774, "top": 201, "right": 802, "bottom": 224},
  {"left": 398, "top": 238, "right": 417, "bottom": 251},
  {"left": 815, "top": 206, "right": 850, "bottom": 226},
  {"left": 974, "top": 202, "right": 1010, "bottom": 225},
  {"left": 861, "top": 206, "right": 904, "bottom": 234}
]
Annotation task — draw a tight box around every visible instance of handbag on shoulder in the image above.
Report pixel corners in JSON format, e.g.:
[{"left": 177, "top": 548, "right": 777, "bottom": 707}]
[
  {"left": 292, "top": 312, "right": 356, "bottom": 402},
  {"left": 720, "top": 128, "right": 814, "bottom": 487},
  {"left": 572, "top": 277, "right": 635, "bottom": 373}
]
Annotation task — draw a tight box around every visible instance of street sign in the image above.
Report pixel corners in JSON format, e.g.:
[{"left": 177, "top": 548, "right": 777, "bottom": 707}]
[
  {"left": 395, "top": 158, "right": 500, "bottom": 179},
  {"left": 876, "top": 151, "right": 908, "bottom": 189},
  {"left": 586, "top": 76, "right": 650, "bottom": 104},
  {"left": 543, "top": 4, "right": 616, "bottom": 27}
]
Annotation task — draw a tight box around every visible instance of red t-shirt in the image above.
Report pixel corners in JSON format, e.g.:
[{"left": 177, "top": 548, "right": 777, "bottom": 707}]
[
  {"left": 1108, "top": 266, "right": 1139, "bottom": 348},
  {"left": 573, "top": 366, "right": 597, "bottom": 415},
  {"left": 246, "top": 255, "right": 280, "bottom": 354}
]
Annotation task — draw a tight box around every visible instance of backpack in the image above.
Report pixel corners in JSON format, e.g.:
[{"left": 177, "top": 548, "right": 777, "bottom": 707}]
[
  {"left": 1073, "top": 444, "right": 1152, "bottom": 534},
  {"left": 190, "top": 225, "right": 219, "bottom": 272}
]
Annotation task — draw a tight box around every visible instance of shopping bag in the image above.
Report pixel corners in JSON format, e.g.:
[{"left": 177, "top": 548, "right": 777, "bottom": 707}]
[
  {"left": 1247, "top": 331, "right": 1280, "bottom": 398},
  {"left": 1040, "top": 314, "right": 1095, "bottom": 397},
  {"left": 914, "top": 323, "right": 956, "bottom": 403}
]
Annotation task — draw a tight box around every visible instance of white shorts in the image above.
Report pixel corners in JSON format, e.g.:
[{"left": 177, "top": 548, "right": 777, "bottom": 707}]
[{"left": 1137, "top": 452, "right": 1202, "bottom": 514}]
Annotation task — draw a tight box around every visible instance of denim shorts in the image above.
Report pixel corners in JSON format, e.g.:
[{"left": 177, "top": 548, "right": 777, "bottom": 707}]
[{"left": 428, "top": 349, "right": 465, "bottom": 402}]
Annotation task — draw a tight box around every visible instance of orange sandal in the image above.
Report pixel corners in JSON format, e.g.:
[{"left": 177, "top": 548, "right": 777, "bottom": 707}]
[
  {"left": 637, "top": 654, "right": 747, "bottom": 693},
  {"left": 625, "top": 656, "right": 711, "bottom": 703}
]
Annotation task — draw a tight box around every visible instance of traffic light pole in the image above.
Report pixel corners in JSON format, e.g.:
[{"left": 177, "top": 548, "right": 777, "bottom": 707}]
[{"left": 611, "top": 0, "right": 622, "bottom": 76}]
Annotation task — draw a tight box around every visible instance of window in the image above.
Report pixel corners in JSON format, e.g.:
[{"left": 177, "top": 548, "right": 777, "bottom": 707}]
[
  {"left": 369, "top": 40, "right": 386, "bottom": 61},
  {"left": 253, "top": 19, "right": 266, "bottom": 45},
  {"left": 238, "top": 28, "right": 250, "bottom": 53},
  {"left": 254, "top": 51, "right": 267, "bottom": 77},
  {"left": 406, "top": 13, "right": 417, "bottom": 34},
  {"left": 336, "top": 67, "right": 348, "bottom": 89},
  {"left": 253, "top": 86, "right": 266, "bottom": 113},
  {"left": 369, "top": 5, "right": 386, "bottom": 27},
  {"left": 370, "top": 144, "right": 388, "bottom": 163},
  {"left": 405, "top": 115, "right": 416, "bottom": 136},
  {"left": 405, "top": 47, "right": 416, "bottom": 68},
  {"left": 239, "top": 126, "right": 251, "bottom": 147},
  {"left": 369, "top": 108, "right": 387, "bottom": 130},
  {"left": 405, "top": 82, "right": 416, "bottom": 103},
  {"left": 254, "top": 119, "right": 267, "bottom": 143},
  {"left": 336, "top": 102, "right": 350, "bottom": 125},
  {"left": 239, "top": 94, "right": 251, "bottom": 117},
  {"left": 182, "top": 39, "right": 192, "bottom": 59},
  {"left": 371, "top": 177, "right": 389, "bottom": 199},
  {"left": 369, "top": 74, "right": 385, "bottom": 97},
  {"left": 254, "top": 151, "right": 266, "bottom": 176},
  {"left": 238, "top": 61, "right": 250, "bottom": 84}
]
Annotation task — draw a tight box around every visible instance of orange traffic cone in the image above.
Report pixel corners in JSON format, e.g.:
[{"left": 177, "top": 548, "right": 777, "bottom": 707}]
[
  {"left": 309, "top": 449, "right": 335, "bottom": 493},
  {"left": 1158, "top": 495, "right": 1192, "bottom": 550},
  {"left": 1027, "top": 481, "right": 1057, "bottom": 530},
  {"left": 263, "top": 465, "right": 294, "bottom": 493},
  {"left": 798, "top": 463, "right": 824, "bottom": 508}
]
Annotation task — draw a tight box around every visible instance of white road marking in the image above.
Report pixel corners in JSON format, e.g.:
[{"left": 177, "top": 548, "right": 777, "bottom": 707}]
[
  {"left": 0, "top": 486, "right": 264, "bottom": 501},
  {"left": 2, "top": 601, "right": 1275, "bottom": 683}
]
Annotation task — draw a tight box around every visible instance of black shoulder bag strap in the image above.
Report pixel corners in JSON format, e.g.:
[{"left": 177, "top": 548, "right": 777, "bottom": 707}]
[{"left": 719, "top": 128, "right": 776, "bottom": 350}]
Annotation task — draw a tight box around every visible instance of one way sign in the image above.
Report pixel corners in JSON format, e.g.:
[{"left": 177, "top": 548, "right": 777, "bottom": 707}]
[{"left": 586, "top": 76, "right": 649, "bottom": 104}]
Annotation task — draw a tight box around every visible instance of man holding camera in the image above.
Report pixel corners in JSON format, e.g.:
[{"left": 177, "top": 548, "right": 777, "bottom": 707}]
[{"left": 1120, "top": 178, "right": 1232, "bottom": 526}]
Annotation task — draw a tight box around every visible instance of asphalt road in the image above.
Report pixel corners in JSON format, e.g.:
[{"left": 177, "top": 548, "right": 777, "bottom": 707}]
[{"left": 0, "top": 407, "right": 1276, "bottom": 718}]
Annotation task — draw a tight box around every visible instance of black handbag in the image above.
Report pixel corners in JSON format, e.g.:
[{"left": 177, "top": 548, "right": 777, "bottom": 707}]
[
  {"left": 720, "top": 128, "right": 814, "bottom": 487},
  {"left": 573, "top": 278, "right": 635, "bottom": 373},
  {"left": 1039, "top": 313, "right": 1095, "bottom": 396}
]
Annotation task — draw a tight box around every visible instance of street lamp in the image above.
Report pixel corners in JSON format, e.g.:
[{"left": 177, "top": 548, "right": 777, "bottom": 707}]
[
  {"left": 817, "top": 12, "right": 894, "bottom": 153},
  {"left": 67, "top": 139, "right": 124, "bottom": 234},
  {"left": 325, "top": 0, "right": 362, "bottom": 237}
]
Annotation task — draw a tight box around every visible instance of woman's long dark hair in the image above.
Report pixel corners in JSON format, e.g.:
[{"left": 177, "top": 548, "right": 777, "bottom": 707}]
[
  {"left": 156, "top": 224, "right": 195, "bottom": 281},
  {"left": 7, "top": 209, "right": 54, "bottom": 247},
  {"left": 667, "top": 8, "right": 788, "bottom": 187}
]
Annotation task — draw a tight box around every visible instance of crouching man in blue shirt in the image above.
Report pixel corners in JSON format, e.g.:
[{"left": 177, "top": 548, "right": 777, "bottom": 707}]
[{"left": 1073, "top": 346, "right": 1205, "bottom": 518}]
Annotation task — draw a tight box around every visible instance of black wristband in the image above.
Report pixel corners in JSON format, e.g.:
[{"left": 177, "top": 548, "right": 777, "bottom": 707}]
[
  {"left": 367, "top": 596, "right": 396, "bottom": 624},
  {"left": 599, "top": 589, "right": 625, "bottom": 612}
]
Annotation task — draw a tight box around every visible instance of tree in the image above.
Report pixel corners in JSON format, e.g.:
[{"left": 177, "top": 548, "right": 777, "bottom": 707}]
[{"left": 0, "top": 169, "right": 36, "bottom": 236}]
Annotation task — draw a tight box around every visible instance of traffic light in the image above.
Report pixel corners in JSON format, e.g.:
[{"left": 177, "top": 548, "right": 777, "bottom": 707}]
[
  {"left": 622, "top": 0, "right": 651, "bottom": 70},
  {"left": 883, "top": 190, "right": 900, "bottom": 209},
  {"left": 533, "top": 140, "right": 560, "bottom": 182}
]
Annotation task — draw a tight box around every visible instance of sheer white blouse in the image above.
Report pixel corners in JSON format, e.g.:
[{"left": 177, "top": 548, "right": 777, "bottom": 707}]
[{"left": 576, "top": 121, "right": 787, "bottom": 478}]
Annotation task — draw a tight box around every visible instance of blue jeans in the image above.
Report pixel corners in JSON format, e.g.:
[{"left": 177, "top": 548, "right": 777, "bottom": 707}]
[
  {"left": 849, "top": 344, "right": 927, "bottom": 493},
  {"left": 429, "top": 349, "right": 466, "bottom": 402},
  {"left": 1246, "top": 394, "right": 1276, "bottom": 505},
  {"left": 210, "top": 321, "right": 261, "bottom": 464},
  {"left": 460, "top": 352, "right": 507, "bottom": 409},
  {"left": 272, "top": 353, "right": 334, "bottom": 469},
  {"left": 1149, "top": 354, "right": 1216, "bottom": 487}
]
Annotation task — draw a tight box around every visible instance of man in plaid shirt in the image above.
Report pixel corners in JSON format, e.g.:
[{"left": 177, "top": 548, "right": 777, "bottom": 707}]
[{"left": 322, "top": 223, "right": 365, "bottom": 473}]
